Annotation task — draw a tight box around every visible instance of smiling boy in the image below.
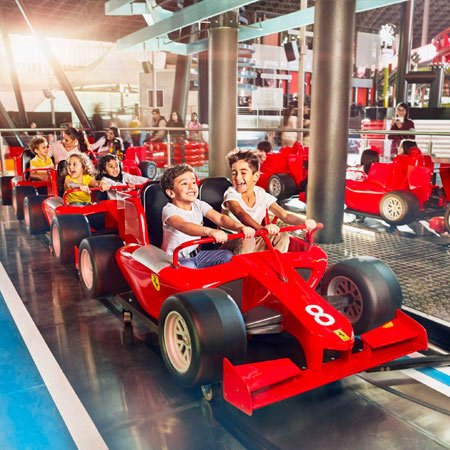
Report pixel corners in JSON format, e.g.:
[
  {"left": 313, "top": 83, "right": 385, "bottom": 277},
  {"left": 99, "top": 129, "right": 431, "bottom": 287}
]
[
  {"left": 160, "top": 164, "right": 254, "bottom": 268},
  {"left": 222, "top": 149, "right": 316, "bottom": 254}
]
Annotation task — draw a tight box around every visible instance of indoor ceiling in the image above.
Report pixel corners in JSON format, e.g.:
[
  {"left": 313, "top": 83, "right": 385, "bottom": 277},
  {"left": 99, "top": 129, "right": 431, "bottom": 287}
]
[{"left": 0, "top": 0, "right": 448, "bottom": 49}]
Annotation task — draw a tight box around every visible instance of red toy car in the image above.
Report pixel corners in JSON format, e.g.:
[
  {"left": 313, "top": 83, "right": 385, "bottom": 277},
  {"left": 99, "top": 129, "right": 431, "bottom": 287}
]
[
  {"left": 345, "top": 150, "right": 449, "bottom": 225},
  {"left": 76, "top": 179, "right": 427, "bottom": 415},
  {"left": 257, "top": 142, "right": 308, "bottom": 199}
]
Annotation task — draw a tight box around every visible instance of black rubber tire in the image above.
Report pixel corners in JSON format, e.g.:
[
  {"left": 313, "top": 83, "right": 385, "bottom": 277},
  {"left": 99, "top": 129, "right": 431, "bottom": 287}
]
[
  {"left": 379, "top": 190, "right": 420, "bottom": 225},
  {"left": 50, "top": 214, "right": 91, "bottom": 264},
  {"left": 159, "top": 289, "right": 247, "bottom": 387},
  {"left": 321, "top": 257, "right": 402, "bottom": 335},
  {"left": 268, "top": 173, "right": 297, "bottom": 200},
  {"left": 1, "top": 176, "right": 13, "bottom": 205},
  {"left": 78, "top": 235, "right": 128, "bottom": 298},
  {"left": 139, "top": 161, "right": 158, "bottom": 180},
  {"left": 24, "top": 195, "right": 49, "bottom": 234},
  {"left": 444, "top": 205, "right": 450, "bottom": 233},
  {"left": 12, "top": 185, "right": 37, "bottom": 220}
]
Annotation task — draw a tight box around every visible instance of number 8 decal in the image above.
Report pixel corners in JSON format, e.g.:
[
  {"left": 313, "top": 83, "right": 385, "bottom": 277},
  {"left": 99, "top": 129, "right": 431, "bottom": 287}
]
[{"left": 305, "top": 304, "right": 336, "bottom": 326}]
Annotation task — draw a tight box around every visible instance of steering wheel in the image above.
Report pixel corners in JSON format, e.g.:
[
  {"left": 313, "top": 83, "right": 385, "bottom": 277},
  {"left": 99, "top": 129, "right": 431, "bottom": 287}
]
[{"left": 172, "top": 224, "right": 323, "bottom": 275}]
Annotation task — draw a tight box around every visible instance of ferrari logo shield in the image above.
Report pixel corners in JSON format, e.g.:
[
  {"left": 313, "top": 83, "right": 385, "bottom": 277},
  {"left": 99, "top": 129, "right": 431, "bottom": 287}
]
[
  {"left": 334, "top": 329, "right": 350, "bottom": 341},
  {"left": 151, "top": 274, "right": 160, "bottom": 291}
]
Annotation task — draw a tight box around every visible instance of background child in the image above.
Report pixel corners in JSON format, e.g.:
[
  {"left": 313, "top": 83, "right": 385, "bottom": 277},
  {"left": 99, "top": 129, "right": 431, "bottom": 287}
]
[
  {"left": 346, "top": 148, "right": 379, "bottom": 180},
  {"left": 255, "top": 140, "right": 272, "bottom": 163},
  {"left": 160, "top": 164, "right": 254, "bottom": 268},
  {"left": 222, "top": 149, "right": 316, "bottom": 254},
  {"left": 96, "top": 154, "right": 148, "bottom": 187},
  {"left": 29, "top": 136, "right": 54, "bottom": 181},
  {"left": 64, "top": 152, "right": 105, "bottom": 205}
]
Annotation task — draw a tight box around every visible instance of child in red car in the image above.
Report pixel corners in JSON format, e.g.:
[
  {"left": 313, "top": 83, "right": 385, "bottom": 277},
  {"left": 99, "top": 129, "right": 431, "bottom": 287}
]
[
  {"left": 64, "top": 152, "right": 107, "bottom": 205},
  {"left": 160, "top": 164, "right": 254, "bottom": 268},
  {"left": 222, "top": 149, "right": 316, "bottom": 254},
  {"left": 29, "top": 136, "right": 54, "bottom": 181}
]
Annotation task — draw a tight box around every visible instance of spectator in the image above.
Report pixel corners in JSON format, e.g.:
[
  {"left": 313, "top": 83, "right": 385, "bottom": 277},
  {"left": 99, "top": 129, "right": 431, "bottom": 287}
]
[
  {"left": 148, "top": 109, "right": 167, "bottom": 142},
  {"left": 280, "top": 103, "right": 298, "bottom": 147},
  {"left": 129, "top": 115, "right": 142, "bottom": 147},
  {"left": 388, "top": 102, "right": 415, "bottom": 158},
  {"left": 92, "top": 103, "right": 105, "bottom": 141},
  {"left": 166, "top": 111, "right": 187, "bottom": 144},
  {"left": 187, "top": 112, "right": 204, "bottom": 142}
]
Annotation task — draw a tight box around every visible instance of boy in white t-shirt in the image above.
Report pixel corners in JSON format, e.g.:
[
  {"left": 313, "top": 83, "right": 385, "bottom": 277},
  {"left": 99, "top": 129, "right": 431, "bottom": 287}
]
[
  {"left": 222, "top": 149, "right": 316, "bottom": 254},
  {"left": 160, "top": 164, "right": 255, "bottom": 269}
]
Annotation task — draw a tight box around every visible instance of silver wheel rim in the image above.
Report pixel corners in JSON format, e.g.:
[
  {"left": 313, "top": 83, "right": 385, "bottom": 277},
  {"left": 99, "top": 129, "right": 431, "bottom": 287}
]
[
  {"left": 80, "top": 249, "right": 93, "bottom": 290},
  {"left": 382, "top": 197, "right": 403, "bottom": 221},
  {"left": 326, "top": 275, "right": 363, "bottom": 323},
  {"left": 51, "top": 225, "right": 61, "bottom": 258},
  {"left": 268, "top": 177, "right": 281, "bottom": 197},
  {"left": 148, "top": 164, "right": 157, "bottom": 180},
  {"left": 164, "top": 311, "right": 192, "bottom": 373}
]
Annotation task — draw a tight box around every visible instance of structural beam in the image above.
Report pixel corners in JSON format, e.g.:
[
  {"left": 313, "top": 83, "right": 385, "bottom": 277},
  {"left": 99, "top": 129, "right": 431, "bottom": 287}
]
[
  {"left": 105, "top": 1, "right": 150, "bottom": 16},
  {"left": 119, "top": 0, "right": 408, "bottom": 55},
  {"left": 117, "top": 0, "right": 257, "bottom": 51}
]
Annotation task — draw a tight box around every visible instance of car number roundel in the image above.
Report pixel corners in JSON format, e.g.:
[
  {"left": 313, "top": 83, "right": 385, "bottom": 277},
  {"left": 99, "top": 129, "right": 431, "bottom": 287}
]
[{"left": 305, "top": 304, "right": 336, "bottom": 326}]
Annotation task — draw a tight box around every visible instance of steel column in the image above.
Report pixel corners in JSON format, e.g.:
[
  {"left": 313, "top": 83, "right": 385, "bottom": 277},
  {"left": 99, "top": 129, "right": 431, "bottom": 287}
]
[
  {"left": 429, "top": 66, "right": 444, "bottom": 108},
  {"left": 307, "top": 0, "right": 355, "bottom": 243},
  {"left": 14, "top": 0, "right": 93, "bottom": 130},
  {"left": 198, "top": 23, "right": 209, "bottom": 124},
  {"left": 395, "top": 0, "right": 414, "bottom": 104},
  {"left": 208, "top": 12, "right": 239, "bottom": 177}
]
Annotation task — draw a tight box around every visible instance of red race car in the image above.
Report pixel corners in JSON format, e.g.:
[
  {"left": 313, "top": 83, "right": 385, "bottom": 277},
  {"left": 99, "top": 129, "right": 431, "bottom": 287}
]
[
  {"left": 346, "top": 150, "right": 450, "bottom": 225},
  {"left": 257, "top": 142, "right": 308, "bottom": 200},
  {"left": 76, "top": 179, "right": 427, "bottom": 416}
]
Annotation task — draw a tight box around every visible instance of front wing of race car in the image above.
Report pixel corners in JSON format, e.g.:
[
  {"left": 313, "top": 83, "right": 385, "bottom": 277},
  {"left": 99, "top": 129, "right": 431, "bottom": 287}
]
[{"left": 223, "top": 309, "right": 427, "bottom": 415}]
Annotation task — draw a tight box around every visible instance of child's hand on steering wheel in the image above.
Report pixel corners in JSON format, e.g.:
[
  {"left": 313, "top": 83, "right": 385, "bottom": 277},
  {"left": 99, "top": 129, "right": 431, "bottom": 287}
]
[
  {"left": 264, "top": 223, "right": 280, "bottom": 235},
  {"left": 304, "top": 219, "right": 317, "bottom": 230},
  {"left": 209, "top": 229, "right": 229, "bottom": 244},
  {"left": 239, "top": 226, "right": 256, "bottom": 239}
]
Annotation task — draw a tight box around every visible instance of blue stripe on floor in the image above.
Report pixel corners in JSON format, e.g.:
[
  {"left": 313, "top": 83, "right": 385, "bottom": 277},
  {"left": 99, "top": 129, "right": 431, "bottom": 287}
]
[
  {"left": 0, "top": 291, "right": 76, "bottom": 450},
  {"left": 417, "top": 367, "right": 450, "bottom": 386}
]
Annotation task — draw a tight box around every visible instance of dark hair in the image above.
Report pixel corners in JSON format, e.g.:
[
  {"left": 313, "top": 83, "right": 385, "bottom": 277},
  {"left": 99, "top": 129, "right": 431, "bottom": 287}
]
[
  {"left": 400, "top": 140, "right": 418, "bottom": 155},
  {"left": 396, "top": 102, "right": 410, "bottom": 119},
  {"left": 108, "top": 126, "right": 120, "bottom": 139},
  {"left": 96, "top": 154, "right": 123, "bottom": 182},
  {"left": 75, "top": 129, "right": 89, "bottom": 153},
  {"left": 29, "top": 136, "right": 47, "bottom": 153},
  {"left": 160, "top": 164, "right": 194, "bottom": 192},
  {"left": 226, "top": 149, "right": 260, "bottom": 173},
  {"left": 63, "top": 127, "right": 78, "bottom": 140},
  {"left": 282, "top": 104, "right": 296, "bottom": 127},
  {"left": 152, "top": 108, "right": 160, "bottom": 115},
  {"left": 257, "top": 140, "right": 272, "bottom": 154},
  {"left": 360, "top": 149, "right": 380, "bottom": 174}
]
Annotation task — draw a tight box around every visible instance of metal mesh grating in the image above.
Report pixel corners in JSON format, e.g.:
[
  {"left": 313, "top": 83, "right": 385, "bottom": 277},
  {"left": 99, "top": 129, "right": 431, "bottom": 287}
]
[{"left": 319, "top": 230, "right": 450, "bottom": 323}]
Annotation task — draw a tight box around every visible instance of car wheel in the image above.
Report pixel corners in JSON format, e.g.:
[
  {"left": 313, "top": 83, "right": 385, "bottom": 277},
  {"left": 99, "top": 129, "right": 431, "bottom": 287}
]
[
  {"left": 78, "top": 235, "right": 128, "bottom": 298},
  {"left": 139, "top": 161, "right": 158, "bottom": 180},
  {"left": 159, "top": 289, "right": 247, "bottom": 387},
  {"left": 50, "top": 214, "right": 91, "bottom": 264},
  {"left": 1, "top": 176, "right": 13, "bottom": 205},
  {"left": 444, "top": 206, "right": 450, "bottom": 233},
  {"left": 321, "top": 257, "right": 402, "bottom": 335},
  {"left": 268, "top": 173, "right": 297, "bottom": 200},
  {"left": 12, "top": 185, "right": 37, "bottom": 220},
  {"left": 379, "top": 190, "right": 419, "bottom": 225},
  {"left": 24, "top": 195, "right": 49, "bottom": 234}
]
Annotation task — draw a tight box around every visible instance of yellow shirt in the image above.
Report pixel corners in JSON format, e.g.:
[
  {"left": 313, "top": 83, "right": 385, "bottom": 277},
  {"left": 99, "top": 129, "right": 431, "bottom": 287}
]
[
  {"left": 65, "top": 174, "right": 93, "bottom": 204},
  {"left": 30, "top": 155, "right": 53, "bottom": 170}
]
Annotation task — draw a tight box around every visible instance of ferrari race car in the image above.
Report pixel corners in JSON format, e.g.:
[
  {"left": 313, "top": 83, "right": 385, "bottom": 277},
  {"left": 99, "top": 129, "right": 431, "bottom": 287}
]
[{"left": 76, "top": 179, "right": 427, "bottom": 415}]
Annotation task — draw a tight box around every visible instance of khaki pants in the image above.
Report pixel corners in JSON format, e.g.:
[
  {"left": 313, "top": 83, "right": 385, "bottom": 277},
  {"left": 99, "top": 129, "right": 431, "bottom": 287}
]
[{"left": 221, "top": 233, "right": 289, "bottom": 255}]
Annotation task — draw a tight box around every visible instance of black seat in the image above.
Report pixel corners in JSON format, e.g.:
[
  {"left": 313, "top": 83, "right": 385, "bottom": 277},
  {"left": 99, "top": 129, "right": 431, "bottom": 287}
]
[
  {"left": 198, "top": 177, "right": 232, "bottom": 229},
  {"left": 141, "top": 182, "right": 169, "bottom": 248},
  {"left": 22, "top": 150, "right": 34, "bottom": 181}
]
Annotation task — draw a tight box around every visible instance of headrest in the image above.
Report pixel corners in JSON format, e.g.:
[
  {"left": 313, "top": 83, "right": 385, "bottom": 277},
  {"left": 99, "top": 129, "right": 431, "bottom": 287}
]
[
  {"left": 198, "top": 177, "right": 232, "bottom": 213},
  {"left": 141, "top": 182, "right": 169, "bottom": 248}
]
